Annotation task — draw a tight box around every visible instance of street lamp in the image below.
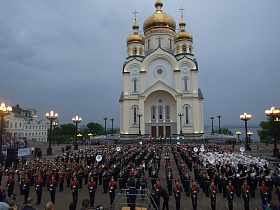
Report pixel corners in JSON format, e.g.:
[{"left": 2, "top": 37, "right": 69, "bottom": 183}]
[
  {"left": 240, "top": 113, "right": 252, "bottom": 151},
  {"left": 110, "top": 118, "right": 114, "bottom": 136},
  {"left": 88, "top": 133, "right": 93, "bottom": 145},
  {"left": 137, "top": 113, "right": 143, "bottom": 137},
  {"left": 217, "top": 114, "right": 222, "bottom": 134},
  {"left": 103, "top": 117, "right": 108, "bottom": 136},
  {"left": 178, "top": 112, "right": 184, "bottom": 139},
  {"left": 236, "top": 131, "right": 241, "bottom": 143},
  {"left": 247, "top": 131, "right": 253, "bottom": 144},
  {"left": 210, "top": 116, "right": 215, "bottom": 135},
  {"left": 0, "top": 103, "right": 12, "bottom": 164},
  {"left": 52, "top": 121, "right": 58, "bottom": 144},
  {"left": 46, "top": 111, "right": 58, "bottom": 155},
  {"left": 72, "top": 116, "right": 82, "bottom": 150},
  {"left": 265, "top": 107, "right": 280, "bottom": 157}
]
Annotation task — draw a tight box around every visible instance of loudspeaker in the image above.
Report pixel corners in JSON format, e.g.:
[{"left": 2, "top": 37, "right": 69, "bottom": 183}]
[{"left": 5, "top": 149, "right": 19, "bottom": 169}]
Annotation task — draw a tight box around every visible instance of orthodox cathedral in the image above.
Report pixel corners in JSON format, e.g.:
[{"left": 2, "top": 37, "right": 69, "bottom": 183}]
[{"left": 119, "top": 0, "right": 204, "bottom": 139}]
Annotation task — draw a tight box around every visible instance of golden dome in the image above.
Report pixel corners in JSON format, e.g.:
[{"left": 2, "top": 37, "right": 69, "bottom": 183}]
[
  {"left": 143, "top": 1, "right": 176, "bottom": 33},
  {"left": 174, "top": 30, "right": 193, "bottom": 43},
  {"left": 179, "top": 18, "right": 186, "bottom": 27},
  {"left": 126, "top": 33, "right": 145, "bottom": 45}
]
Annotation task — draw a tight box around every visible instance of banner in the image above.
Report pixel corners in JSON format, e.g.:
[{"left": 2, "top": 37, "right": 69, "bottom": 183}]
[{"left": 18, "top": 148, "right": 30, "bottom": 157}]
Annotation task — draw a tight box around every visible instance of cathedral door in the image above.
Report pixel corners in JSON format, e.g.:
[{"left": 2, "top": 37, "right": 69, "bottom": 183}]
[
  {"left": 151, "top": 126, "right": 156, "bottom": 138},
  {"left": 158, "top": 126, "right": 163, "bottom": 137},
  {"left": 166, "top": 126, "right": 171, "bottom": 138}
]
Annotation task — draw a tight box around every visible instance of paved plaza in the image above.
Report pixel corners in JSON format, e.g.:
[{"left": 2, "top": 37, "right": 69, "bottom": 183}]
[{"left": 2, "top": 141, "right": 280, "bottom": 210}]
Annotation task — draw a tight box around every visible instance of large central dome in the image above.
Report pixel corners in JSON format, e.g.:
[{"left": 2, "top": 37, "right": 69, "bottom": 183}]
[{"left": 143, "top": 0, "right": 176, "bottom": 33}]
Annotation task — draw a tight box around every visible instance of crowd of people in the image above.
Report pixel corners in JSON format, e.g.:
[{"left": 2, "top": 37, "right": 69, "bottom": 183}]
[{"left": 0, "top": 143, "right": 279, "bottom": 210}]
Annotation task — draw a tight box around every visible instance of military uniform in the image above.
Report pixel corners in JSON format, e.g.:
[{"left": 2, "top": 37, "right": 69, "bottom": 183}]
[
  {"left": 241, "top": 184, "right": 250, "bottom": 210},
  {"left": 109, "top": 180, "right": 117, "bottom": 207},
  {"left": 173, "top": 184, "right": 182, "bottom": 210},
  {"left": 209, "top": 184, "right": 217, "bottom": 210},
  {"left": 49, "top": 179, "right": 57, "bottom": 204},
  {"left": 71, "top": 179, "right": 80, "bottom": 203},
  {"left": 88, "top": 180, "right": 96, "bottom": 207},
  {"left": 190, "top": 184, "right": 200, "bottom": 210},
  {"left": 226, "top": 184, "right": 236, "bottom": 210},
  {"left": 35, "top": 178, "right": 43, "bottom": 205}
]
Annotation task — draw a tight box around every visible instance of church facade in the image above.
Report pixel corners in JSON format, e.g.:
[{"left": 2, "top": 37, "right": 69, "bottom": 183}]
[{"left": 120, "top": 0, "right": 204, "bottom": 138}]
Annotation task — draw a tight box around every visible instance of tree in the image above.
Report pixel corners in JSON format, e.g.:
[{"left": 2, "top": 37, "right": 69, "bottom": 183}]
[
  {"left": 258, "top": 118, "right": 280, "bottom": 142},
  {"left": 53, "top": 123, "right": 76, "bottom": 143},
  {"left": 214, "top": 128, "right": 233, "bottom": 135},
  {"left": 86, "top": 122, "right": 104, "bottom": 136}
]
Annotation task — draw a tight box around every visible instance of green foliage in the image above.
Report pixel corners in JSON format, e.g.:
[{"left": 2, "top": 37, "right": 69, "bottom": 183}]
[
  {"left": 86, "top": 122, "right": 104, "bottom": 136},
  {"left": 52, "top": 122, "right": 105, "bottom": 142},
  {"left": 258, "top": 118, "right": 280, "bottom": 141},
  {"left": 53, "top": 123, "right": 76, "bottom": 143},
  {"left": 214, "top": 128, "right": 233, "bottom": 135}
]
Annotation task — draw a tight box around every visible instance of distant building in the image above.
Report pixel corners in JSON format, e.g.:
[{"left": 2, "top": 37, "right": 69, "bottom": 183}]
[
  {"left": 120, "top": 0, "right": 204, "bottom": 138},
  {"left": 4, "top": 105, "right": 48, "bottom": 142}
]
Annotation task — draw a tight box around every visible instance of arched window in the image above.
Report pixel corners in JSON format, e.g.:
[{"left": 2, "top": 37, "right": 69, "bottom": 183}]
[
  {"left": 165, "top": 105, "right": 170, "bottom": 120},
  {"left": 158, "top": 106, "right": 163, "bottom": 120},
  {"left": 133, "top": 48, "right": 137, "bottom": 55},
  {"left": 133, "top": 79, "right": 137, "bottom": 92},
  {"left": 176, "top": 46, "right": 179, "bottom": 54},
  {"left": 189, "top": 45, "right": 192, "bottom": 53},
  {"left": 183, "top": 104, "right": 192, "bottom": 125},
  {"left": 15, "top": 123, "right": 17, "bottom": 129},
  {"left": 139, "top": 48, "right": 143, "bottom": 55},
  {"left": 151, "top": 106, "right": 156, "bottom": 120},
  {"left": 182, "top": 45, "right": 187, "bottom": 53},
  {"left": 133, "top": 107, "right": 137, "bottom": 124},
  {"left": 10, "top": 123, "right": 13, "bottom": 128},
  {"left": 128, "top": 48, "right": 131, "bottom": 56},
  {"left": 183, "top": 77, "right": 189, "bottom": 91},
  {"left": 131, "top": 78, "right": 138, "bottom": 93}
]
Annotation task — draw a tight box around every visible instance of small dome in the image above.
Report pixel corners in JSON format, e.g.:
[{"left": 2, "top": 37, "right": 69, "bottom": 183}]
[
  {"left": 155, "top": 0, "right": 163, "bottom": 8},
  {"left": 174, "top": 30, "right": 193, "bottom": 43},
  {"left": 126, "top": 33, "right": 145, "bottom": 45},
  {"left": 143, "top": 0, "right": 176, "bottom": 33},
  {"left": 132, "top": 21, "right": 139, "bottom": 30},
  {"left": 179, "top": 18, "right": 186, "bottom": 27}
]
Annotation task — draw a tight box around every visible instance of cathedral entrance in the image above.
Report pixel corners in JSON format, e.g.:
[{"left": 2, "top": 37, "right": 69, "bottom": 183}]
[{"left": 150, "top": 125, "right": 174, "bottom": 138}]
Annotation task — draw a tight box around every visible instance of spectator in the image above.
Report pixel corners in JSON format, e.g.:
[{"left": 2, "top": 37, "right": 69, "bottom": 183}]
[
  {"left": 0, "top": 202, "right": 9, "bottom": 210},
  {"left": 5, "top": 193, "right": 15, "bottom": 204},
  {"left": 7, "top": 200, "right": 17, "bottom": 210},
  {"left": 43, "top": 202, "right": 54, "bottom": 210},
  {"left": 80, "top": 199, "right": 90, "bottom": 210},
  {"left": 20, "top": 197, "right": 36, "bottom": 210},
  {"left": 69, "top": 203, "right": 76, "bottom": 210}
]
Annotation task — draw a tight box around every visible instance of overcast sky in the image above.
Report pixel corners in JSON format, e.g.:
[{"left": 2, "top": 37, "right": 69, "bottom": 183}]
[{"left": 0, "top": 0, "right": 279, "bottom": 130}]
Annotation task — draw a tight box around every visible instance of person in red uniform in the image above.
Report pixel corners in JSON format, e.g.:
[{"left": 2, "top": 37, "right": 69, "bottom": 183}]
[
  {"left": 71, "top": 176, "right": 80, "bottom": 203},
  {"left": 88, "top": 177, "right": 96, "bottom": 207},
  {"left": 22, "top": 175, "right": 30, "bottom": 204},
  {"left": 35, "top": 174, "right": 43, "bottom": 205},
  {"left": 49, "top": 175, "right": 57, "bottom": 204},
  {"left": 6, "top": 174, "right": 15, "bottom": 197},
  {"left": 109, "top": 176, "right": 117, "bottom": 208}
]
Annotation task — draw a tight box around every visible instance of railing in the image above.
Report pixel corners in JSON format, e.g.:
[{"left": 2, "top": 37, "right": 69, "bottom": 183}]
[{"left": 112, "top": 188, "right": 158, "bottom": 210}]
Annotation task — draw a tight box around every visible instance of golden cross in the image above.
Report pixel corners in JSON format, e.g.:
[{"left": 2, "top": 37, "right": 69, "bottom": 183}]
[
  {"left": 133, "top": 10, "right": 138, "bottom": 21},
  {"left": 179, "top": 6, "right": 185, "bottom": 18}
]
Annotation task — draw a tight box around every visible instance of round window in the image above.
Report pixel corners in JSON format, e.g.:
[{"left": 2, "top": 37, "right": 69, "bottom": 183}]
[{"left": 157, "top": 69, "right": 163, "bottom": 74}]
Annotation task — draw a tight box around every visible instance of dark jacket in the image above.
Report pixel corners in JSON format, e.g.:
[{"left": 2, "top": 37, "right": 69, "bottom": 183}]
[{"left": 20, "top": 205, "right": 36, "bottom": 210}]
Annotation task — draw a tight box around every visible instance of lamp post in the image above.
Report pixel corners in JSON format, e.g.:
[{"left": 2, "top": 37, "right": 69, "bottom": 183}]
[
  {"left": 240, "top": 113, "right": 252, "bottom": 151},
  {"left": 210, "top": 116, "right": 215, "bottom": 135},
  {"left": 52, "top": 121, "right": 58, "bottom": 144},
  {"left": 247, "top": 131, "right": 253, "bottom": 145},
  {"left": 103, "top": 117, "right": 108, "bottom": 136},
  {"left": 217, "top": 114, "right": 222, "bottom": 134},
  {"left": 110, "top": 118, "right": 114, "bottom": 136},
  {"left": 137, "top": 113, "right": 143, "bottom": 137},
  {"left": 236, "top": 131, "right": 241, "bottom": 143},
  {"left": 88, "top": 133, "right": 93, "bottom": 144},
  {"left": 178, "top": 112, "right": 184, "bottom": 139},
  {"left": 46, "top": 111, "right": 58, "bottom": 155},
  {"left": 72, "top": 116, "right": 82, "bottom": 150},
  {"left": 0, "top": 103, "right": 12, "bottom": 164},
  {"left": 265, "top": 107, "right": 280, "bottom": 157}
]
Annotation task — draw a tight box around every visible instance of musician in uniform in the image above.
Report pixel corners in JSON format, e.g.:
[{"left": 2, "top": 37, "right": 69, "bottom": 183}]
[
  {"left": 138, "top": 173, "right": 147, "bottom": 203},
  {"left": 6, "top": 174, "right": 15, "bottom": 197},
  {"left": 166, "top": 169, "right": 173, "bottom": 196},
  {"left": 226, "top": 180, "right": 236, "bottom": 210},
  {"left": 184, "top": 170, "right": 191, "bottom": 197},
  {"left": 173, "top": 179, "right": 182, "bottom": 210},
  {"left": 151, "top": 168, "right": 158, "bottom": 187},
  {"left": 22, "top": 175, "right": 30, "bottom": 204},
  {"left": 66, "top": 168, "right": 72, "bottom": 187},
  {"left": 190, "top": 180, "right": 199, "bottom": 210},
  {"left": 241, "top": 180, "right": 250, "bottom": 210},
  {"left": 35, "top": 175, "right": 43, "bottom": 205},
  {"left": 49, "top": 175, "right": 57, "bottom": 204},
  {"left": 260, "top": 181, "right": 270, "bottom": 205},
  {"left": 208, "top": 180, "right": 217, "bottom": 210},
  {"left": 71, "top": 176, "right": 80, "bottom": 203},
  {"left": 127, "top": 170, "right": 137, "bottom": 210},
  {"left": 153, "top": 178, "right": 161, "bottom": 209},
  {"left": 88, "top": 177, "right": 96, "bottom": 207},
  {"left": 109, "top": 176, "right": 117, "bottom": 207},
  {"left": 102, "top": 168, "right": 109, "bottom": 193},
  {"left": 58, "top": 169, "right": 65, "bottom": 192}
]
